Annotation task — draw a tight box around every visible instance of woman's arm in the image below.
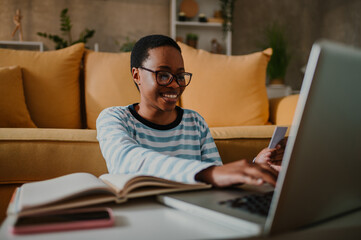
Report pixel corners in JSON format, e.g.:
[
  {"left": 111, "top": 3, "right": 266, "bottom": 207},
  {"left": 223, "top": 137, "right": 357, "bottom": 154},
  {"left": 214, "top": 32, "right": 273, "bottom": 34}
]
[{"left": 96, "top": 108, "right": 220, "bottom": 183}]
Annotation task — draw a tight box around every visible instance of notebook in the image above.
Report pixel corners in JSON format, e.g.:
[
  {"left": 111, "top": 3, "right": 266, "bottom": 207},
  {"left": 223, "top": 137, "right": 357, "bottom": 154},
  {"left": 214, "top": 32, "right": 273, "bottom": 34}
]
[{"left": 157, "top": 40, "right": 361, "bottom": 237}]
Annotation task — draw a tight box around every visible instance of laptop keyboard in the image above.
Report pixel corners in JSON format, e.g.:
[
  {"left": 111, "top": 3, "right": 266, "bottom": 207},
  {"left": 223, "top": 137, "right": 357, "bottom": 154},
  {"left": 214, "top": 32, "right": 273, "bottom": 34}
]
[{"left": 218, "top": 191, "right": 274, "bottom": 217}]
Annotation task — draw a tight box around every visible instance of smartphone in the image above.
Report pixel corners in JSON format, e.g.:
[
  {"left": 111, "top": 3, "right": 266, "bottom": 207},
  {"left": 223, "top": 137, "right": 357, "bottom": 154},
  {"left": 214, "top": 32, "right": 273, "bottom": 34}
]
[{"left": 10, "top": 207, "right": 115, "bottom": 235}]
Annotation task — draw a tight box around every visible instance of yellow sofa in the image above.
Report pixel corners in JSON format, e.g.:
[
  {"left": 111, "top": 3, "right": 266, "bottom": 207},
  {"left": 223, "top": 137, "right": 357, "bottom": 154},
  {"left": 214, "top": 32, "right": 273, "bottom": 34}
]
[{"left": 0, "top": 42, "right": 298, "bottom": 222}]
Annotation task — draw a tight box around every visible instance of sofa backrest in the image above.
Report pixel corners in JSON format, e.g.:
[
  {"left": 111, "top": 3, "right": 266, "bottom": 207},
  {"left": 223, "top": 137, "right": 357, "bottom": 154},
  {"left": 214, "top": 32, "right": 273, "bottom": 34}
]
[
  {"left": 83, "top": 45, "right": 272, "bottom": 129},
  {"left": 0, "top": 43, "right": 272, "bottom": 129},
  {"left": 0, "top": 43, "right": 85, "bottom": 129}
]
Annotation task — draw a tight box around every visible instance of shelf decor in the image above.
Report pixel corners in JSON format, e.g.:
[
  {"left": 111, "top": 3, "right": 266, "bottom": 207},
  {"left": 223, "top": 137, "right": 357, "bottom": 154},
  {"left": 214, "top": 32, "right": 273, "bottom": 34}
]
[
  {"left": 220, "top": 0, "right": 235, "bottom": 37},
  {"left": 170, "top": 0, "right": 232, "bottom": 55},
  {"left": 186, "top": 33, "right": 198, "bottom": 48},
  {"left": 180, "top": 0, "right": 199, "bottom": 19}
]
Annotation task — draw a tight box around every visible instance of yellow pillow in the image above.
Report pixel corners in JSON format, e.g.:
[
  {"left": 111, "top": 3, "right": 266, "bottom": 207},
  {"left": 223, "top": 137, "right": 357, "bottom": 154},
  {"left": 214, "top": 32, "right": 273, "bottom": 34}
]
[
  {"left": 269, "top": 94, "right": 299, "bottom": 125},
  {"left": 84, "top": 50, "right": 140, "bottom": 129},
  {"left": 179, "top": 42, "right": 272, "bottom": 127},
  {"left": 0, "top": 66, "right": 36, "bottom": 128},
  {"left": 0, "top": 43, "right": 84, "bottom": 128}
]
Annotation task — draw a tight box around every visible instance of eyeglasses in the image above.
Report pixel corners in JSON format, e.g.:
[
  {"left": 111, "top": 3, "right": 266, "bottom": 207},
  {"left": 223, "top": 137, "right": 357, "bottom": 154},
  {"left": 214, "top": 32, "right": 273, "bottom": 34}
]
[{"left": 139, "top": 67, "right": 192, "bottom": 87}]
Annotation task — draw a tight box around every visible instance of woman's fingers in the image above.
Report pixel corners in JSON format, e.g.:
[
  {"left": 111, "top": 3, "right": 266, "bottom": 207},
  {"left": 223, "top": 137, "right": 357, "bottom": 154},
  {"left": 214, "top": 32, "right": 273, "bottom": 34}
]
[{"left": 243, "top": 163, "right": 278, "bottom": 186}]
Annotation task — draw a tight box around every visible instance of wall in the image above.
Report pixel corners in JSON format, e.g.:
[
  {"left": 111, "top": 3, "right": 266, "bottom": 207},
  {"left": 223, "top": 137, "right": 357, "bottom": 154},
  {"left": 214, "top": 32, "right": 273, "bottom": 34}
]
[
  {"left": 232, "top": 0, "right": 361, "bottom": 90},
  {"left": 0, "top": 0, "right": 170, "bottom": 52},
  {"left": 1, "top": 0, "right": 360, "bottom": 90}
]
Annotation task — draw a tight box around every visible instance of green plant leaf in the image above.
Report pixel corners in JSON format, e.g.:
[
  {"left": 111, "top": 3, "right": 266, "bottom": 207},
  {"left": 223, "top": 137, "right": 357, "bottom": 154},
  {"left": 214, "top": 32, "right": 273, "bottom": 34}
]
[
  {"left": 36, "top": 8, "right": 95, "bottom": 49},
  {"left": 259, "top": 23, "right": 291, "bottom": 81}
]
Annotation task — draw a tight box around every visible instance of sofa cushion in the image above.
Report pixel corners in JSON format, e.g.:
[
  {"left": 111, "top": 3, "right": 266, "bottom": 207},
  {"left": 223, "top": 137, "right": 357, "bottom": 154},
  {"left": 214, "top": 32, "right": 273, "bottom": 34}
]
[
  {"left": 269, "top": 94, "right": 299, "bottom": 125},
  {"left": 179, "top": 42, "right": 272, "bottom": 127},
  {"left": 84, "top": 50, "right": 140, "bottom": 129},
  {"left": 0, "top": 128, "right": 107, "bottom": 182},
  {"left": 0, "top": 43, "right": 84, "bottom": 128},
  {"left": 0, "top": 66, "right": 36, "bottom": 128}
]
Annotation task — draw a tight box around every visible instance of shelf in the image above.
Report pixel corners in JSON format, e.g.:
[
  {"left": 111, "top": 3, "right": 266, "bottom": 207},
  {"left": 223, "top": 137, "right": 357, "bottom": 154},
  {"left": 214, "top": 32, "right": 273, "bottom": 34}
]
[
  {"left": 170, "top": 0, "right": 232, "bottom": 55},
  {"left": 175, "top": 21, "right": 222, "bottom": 27},
  {"left": 0, "top": 41, "right": 44, "bottom": 51}
]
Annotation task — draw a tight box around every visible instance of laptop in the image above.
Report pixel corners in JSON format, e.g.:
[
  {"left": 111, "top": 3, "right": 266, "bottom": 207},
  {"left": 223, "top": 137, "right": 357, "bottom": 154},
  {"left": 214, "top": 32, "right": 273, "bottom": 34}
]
[{"left": 157, "top": 40, "right": 361, "bottom": 237}]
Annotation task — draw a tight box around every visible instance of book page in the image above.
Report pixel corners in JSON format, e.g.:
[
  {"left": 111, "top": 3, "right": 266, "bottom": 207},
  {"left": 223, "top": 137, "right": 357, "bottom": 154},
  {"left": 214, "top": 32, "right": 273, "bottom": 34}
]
[
  {"left": 18, "top": 173, "right": 113, "bottom": 211},
  {"left": 99, "top": 174, "right": 210, "bottom": 197},
  {"left": 99, "top": 174, "right": 142, "bottom": 193}
]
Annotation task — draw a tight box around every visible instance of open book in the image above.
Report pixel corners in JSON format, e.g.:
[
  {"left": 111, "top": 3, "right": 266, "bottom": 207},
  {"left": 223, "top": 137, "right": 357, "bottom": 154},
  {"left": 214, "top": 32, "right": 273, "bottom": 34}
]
[{"left": 8, "top": 173, "right": 211, "bottom": 216}]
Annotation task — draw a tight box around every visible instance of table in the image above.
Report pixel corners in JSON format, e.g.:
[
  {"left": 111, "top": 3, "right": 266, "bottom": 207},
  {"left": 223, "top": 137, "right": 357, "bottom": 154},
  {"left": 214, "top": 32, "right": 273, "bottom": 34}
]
[{"left": 1, "top": 197, "right": 361, "bottom": 240}]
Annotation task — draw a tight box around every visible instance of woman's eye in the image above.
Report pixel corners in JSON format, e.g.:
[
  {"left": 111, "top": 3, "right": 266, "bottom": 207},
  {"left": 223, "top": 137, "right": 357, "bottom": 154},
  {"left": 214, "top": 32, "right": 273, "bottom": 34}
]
[{"left": 159, "top": 73, "right": 170, "bottom": 81}]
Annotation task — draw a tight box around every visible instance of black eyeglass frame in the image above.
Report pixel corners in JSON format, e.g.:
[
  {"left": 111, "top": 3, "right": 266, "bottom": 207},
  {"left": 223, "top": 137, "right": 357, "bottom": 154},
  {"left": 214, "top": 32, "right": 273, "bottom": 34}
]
[{"left": 139, "top": 66, "right": 192, "bottom": 87}]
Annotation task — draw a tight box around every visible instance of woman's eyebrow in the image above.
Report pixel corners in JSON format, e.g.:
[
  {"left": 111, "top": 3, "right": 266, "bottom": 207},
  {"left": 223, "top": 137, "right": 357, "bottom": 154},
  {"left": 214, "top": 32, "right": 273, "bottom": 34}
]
[{"left": 157, "top": 65, "right": 185, "bottom": 71}]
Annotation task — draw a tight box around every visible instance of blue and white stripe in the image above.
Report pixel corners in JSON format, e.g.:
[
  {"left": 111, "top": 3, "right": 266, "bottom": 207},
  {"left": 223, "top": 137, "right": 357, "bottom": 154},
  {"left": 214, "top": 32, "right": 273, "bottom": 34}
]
[{"left": 96, "top": 105, "right": 222, "bottom": 183}]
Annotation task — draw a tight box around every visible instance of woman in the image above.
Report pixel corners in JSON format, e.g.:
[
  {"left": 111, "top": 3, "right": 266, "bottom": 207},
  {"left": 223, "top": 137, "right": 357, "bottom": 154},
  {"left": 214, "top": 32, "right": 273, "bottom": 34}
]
[{"left": 97, "top": 35, "right": 281, "bottom": 187}]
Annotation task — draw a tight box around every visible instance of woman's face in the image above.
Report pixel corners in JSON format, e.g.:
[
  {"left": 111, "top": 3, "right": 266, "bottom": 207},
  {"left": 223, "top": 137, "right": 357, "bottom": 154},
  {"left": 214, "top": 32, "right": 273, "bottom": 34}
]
[{"left": 135, "top": 46, "right": 186, "bottom": 113}]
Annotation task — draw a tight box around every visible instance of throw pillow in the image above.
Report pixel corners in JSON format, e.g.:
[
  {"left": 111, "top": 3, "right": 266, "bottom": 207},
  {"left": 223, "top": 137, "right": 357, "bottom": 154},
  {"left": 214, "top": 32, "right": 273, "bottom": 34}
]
[
  {"left": 179, "top": 42, "right": 272, "bottom": 127},
  {"left": 0, "top": 43, "right": 85, "bottom": 128},
  {"left": 84, "top": 50, "right": 140, "bottom": 129},
  {"left": 0, "top": 66, "right": 36, "bottom": 128}
]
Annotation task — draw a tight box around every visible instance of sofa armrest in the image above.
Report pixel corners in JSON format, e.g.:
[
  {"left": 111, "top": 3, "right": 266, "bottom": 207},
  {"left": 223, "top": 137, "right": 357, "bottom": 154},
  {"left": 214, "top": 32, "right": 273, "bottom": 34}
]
[
  {"left": 269, "top": 94, "right": 299, "bottom": 125},
  {"left": 0, "top": 128, "right": 107, "bottom": 183},
  {"left": 210, "top": 125, "right": 289, "bottom": 164}
]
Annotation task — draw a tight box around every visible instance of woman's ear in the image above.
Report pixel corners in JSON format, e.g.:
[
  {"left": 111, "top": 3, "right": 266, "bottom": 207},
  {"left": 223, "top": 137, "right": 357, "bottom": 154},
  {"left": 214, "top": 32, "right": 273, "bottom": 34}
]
[{"left": 132, "top": 67, "right": 141, "bottom": 86}]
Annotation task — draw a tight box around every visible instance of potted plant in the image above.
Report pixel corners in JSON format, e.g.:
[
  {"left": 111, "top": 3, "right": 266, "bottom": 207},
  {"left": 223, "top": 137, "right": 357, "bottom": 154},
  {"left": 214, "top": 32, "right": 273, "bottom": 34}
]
[
  {"left": 186, "top": 33, "right": 198, "bottom": 48},
  {"left": 219, "top": 0, "right": 235, "bottom": 37},
  {"left": 37, "top": 8, "right": 95, "bottom": 49},
  {"left": 260, "top": 23, "right": 291, "bottom": 85},
  {"left": 117, "top": 37, "right": 136, "bottom": 52}
]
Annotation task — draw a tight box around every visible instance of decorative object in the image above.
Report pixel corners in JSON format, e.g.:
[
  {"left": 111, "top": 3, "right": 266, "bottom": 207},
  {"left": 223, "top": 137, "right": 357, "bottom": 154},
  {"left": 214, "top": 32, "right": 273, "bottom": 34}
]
[
  {"left": 186, "top": 33, "right": 198, "bottom": 48},
  {"left": 259, "top": 22, "right": 291, "bottom": 85},
  {"left": 37, "top": 8, "right": 95, "bottom": 49},
  {"left": 219, "top": 0, "right": 235, "bottom": 37},
  {"left": 175, "top": 36, "right": 183, "bottom": 43},
  {"left": 210, "top": 39, "right": 222, "bottom": 54},
  {"left": 198, "top": 13, "right": 207, "bottom": 22},
  {"left": 170, "top": 0, "right": 232, "bottom": 55},
  {"left": 11, "top": 9, "right": 23, "bottom": 41},
  {"left": 178, "top": 12, "right": 186, "bottom": 21},
  {"left": 180, "top": 0, "right": 199, "bottom": 18}
]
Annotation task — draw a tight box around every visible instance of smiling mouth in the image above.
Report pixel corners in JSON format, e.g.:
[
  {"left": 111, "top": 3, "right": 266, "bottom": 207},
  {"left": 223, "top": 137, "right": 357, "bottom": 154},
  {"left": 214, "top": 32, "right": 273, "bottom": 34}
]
[{"left": 162, "top": 93, "right": 178, "bottom": 99}]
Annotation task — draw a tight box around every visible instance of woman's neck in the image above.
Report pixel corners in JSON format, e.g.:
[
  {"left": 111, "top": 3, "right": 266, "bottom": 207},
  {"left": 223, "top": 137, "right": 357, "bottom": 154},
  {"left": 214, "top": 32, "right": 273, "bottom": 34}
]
[{"left": 135, "top": 103, "right": 178, "bottom": 126}]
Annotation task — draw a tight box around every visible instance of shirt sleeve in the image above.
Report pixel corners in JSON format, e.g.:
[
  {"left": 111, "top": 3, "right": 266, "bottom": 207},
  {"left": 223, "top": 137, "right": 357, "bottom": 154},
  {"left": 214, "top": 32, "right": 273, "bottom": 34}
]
[
  {"left": 198, "top": 115, "right": 223, "bottom": 164},
  {"left": 96, "top": 108, "right": 221, "bottom": 183}
]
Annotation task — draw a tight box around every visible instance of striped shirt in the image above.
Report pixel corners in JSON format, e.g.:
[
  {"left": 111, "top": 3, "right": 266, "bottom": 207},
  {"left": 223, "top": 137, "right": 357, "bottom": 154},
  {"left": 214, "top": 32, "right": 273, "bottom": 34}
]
[{"left": 96, "top": 104, "right": 222, "bottom": 183}]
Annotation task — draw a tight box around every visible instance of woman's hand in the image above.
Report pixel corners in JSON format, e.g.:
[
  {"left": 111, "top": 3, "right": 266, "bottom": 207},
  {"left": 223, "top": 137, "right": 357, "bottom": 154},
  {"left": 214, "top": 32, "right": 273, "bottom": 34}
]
[
  {"left": 255, "top": 139, "right": 287, "bottom": 172},
  {"left": 195, "top": 159, "right": 278, "bottom": 187}
]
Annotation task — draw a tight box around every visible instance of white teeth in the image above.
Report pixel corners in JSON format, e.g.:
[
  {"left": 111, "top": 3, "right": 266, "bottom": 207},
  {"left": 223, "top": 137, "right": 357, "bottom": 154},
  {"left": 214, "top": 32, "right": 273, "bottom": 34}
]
[{"left": 163, "top": 94, "right": 177, "bottom": 99}]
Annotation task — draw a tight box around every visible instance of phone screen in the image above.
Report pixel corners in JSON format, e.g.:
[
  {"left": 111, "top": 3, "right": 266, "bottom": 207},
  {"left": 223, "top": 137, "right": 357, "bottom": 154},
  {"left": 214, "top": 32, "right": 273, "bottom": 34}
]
[
  {"left": 11, "top": 208, "right": 114, "bottom": 234},
  {"left": 15, "top": 209, "right": 111, "bottom": 227}
]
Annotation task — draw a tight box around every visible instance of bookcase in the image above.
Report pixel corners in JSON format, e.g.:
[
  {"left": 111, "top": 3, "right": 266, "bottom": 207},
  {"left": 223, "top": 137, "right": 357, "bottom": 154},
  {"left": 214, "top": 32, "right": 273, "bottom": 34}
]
[
  {"left": 0, "top": 41, "right": 43, "bottom": 51},
  {"left": 170, "top": 0, "right": 232, "bottom": 55}
]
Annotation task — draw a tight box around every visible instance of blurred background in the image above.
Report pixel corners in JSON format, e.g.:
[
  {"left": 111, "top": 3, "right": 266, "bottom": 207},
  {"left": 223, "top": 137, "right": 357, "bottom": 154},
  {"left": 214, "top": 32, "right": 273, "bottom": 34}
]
[{"left": 1, "top": 0, "right": 360, "bottom": 90}]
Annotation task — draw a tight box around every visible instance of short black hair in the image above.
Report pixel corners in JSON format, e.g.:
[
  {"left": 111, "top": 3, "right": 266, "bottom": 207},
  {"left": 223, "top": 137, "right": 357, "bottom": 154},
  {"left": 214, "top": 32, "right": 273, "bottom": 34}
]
[{"left": 130, "top": 34, "right": 181, "bottom": 71}]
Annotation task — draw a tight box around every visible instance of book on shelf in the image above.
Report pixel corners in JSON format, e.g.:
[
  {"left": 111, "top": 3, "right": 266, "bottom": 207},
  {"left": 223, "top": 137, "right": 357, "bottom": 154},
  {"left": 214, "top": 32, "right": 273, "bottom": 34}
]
[{"left": 7, "top": 172, "right": 211, "bottom": 216}]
